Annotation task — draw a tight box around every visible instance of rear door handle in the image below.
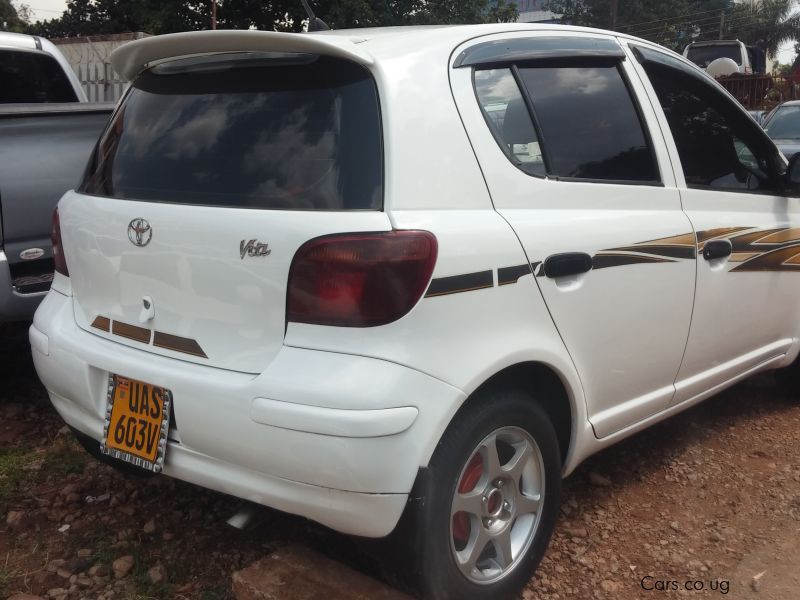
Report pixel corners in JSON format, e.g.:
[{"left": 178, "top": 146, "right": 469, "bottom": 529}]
[
  {"left": 543, "top": 252, "right": 593, "bottom": 278},
  {"left": 702, "top": 239, "right": 732, "bottom": 261}
]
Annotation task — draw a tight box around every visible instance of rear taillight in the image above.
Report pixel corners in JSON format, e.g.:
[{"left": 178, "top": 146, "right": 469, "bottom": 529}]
[
  {"left": 51, "top": 207, "right": 69, "bottom": 277},
  {"left": 287, "top": 231, "right": 438, "bottom": 327}
]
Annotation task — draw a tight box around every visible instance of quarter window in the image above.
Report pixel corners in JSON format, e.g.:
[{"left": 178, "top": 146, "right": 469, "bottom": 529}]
[{"left": 474, "top": 69, "right": 545, "bottom": 177}]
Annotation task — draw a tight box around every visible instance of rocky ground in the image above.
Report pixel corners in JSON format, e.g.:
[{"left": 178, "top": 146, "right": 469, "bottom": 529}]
[{"left": 2, "top": 321, "right": 799, "bottom": 599}]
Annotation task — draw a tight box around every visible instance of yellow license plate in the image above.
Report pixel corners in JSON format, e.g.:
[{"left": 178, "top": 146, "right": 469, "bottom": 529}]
[{"left": 101, "top": 375, "right": 171, "bottom": 472}]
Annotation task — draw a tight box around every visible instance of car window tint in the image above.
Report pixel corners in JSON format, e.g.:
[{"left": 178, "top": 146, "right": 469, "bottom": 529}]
[
  {"left": 517, "top": 64, "right": 659, "bottom": 182},
  {"left": 642, "top": 58, "right": 781, "bottom": 193},
  {"left": 474, "top": 68, "right": 545, "bottom": 177},
  {"left": 81, "top": 54, "right": 382, "bottom": 211},
  {"left": 0, "top": 49, "right": 78, "bottom": 103}
]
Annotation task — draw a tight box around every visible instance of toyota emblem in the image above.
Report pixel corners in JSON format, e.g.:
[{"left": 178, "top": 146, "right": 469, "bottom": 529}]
[{"left": 127, "top": 218, "right": 152, "bottom": 247}]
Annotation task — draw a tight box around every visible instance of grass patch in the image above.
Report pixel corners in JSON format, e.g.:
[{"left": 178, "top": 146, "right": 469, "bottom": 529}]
[
  {"left": 88, "top": 527, "right": 117, "bottom": 569},
  {"left": 199, "top": 588, "right": 228, "bottom": 600},
  {"left": 129, "top": 546, "right": 174, "bottom": 600},
  {"left": 0, "top": 567, "right": 12, "bottom": 597},
  {"left": 42, "top": 446, "right": 88, "bottom": 478},
  {"left": 0, "top": 446, "right": 33, "bottom": 512}
]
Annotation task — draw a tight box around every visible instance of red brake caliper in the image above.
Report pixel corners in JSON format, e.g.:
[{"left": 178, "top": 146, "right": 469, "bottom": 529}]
[{"left": 452, "top": 453, "right": 483, "bottom": 546}]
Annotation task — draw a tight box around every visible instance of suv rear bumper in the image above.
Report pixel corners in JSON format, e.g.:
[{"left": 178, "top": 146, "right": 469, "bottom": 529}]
[{"left": 31, "top": 289, "right": 465, "bottom": 537}]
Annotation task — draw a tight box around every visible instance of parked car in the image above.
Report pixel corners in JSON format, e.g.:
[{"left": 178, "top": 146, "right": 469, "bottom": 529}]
[
  {"left": 30, "top": 25, "right": 800, "bottom": 600},
  {"left": 684, "top": 39, "right": 765, "bottom": 75},
  {"left": 0, "top": 32, "right": 112, "bottom": 320},
  {"left": 762, "top": 100, "right": 800, "bottom": 160},
  {"left": 749, "top": 109, "right": 767, "bottom": 126}
]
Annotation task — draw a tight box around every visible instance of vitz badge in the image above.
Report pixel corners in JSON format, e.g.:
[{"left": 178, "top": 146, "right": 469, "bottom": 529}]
[{"left": 240, "top": 239, "right": 271, "bottom": 259}]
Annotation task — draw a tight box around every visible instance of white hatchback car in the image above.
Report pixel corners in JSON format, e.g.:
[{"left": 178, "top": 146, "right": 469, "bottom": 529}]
[{"left": 31, "top": 24, "right": 800, "bottom": 600}]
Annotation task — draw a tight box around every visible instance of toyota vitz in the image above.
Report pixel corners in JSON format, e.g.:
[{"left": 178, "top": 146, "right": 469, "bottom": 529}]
[{"left": 31, "top": 25, "right": 800, "bottom": 599}]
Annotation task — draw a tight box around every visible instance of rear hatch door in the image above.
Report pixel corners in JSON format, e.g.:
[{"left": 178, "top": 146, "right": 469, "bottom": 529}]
[{"left": 61, "top": 52, "right": 386, "bottom": 374}]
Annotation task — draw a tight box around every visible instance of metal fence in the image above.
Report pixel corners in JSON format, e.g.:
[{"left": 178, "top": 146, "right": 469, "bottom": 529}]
[
  {"left": 717, "top": 75, "right": 800, "bottom": 111},
  {"left": 74, "top": 62, "right": 126, "bottom": 103},
  {"left": 53, "top": 34, "right": 148, "bottom": 104}
]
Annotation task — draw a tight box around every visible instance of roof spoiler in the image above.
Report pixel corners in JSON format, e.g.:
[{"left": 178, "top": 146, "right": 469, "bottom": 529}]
[{"left": 111, "top": 30, "right": 373, "bottom": 81}]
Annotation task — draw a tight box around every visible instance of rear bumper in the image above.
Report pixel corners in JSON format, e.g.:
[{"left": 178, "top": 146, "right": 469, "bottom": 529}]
[
  {"left": 0, "top": 251, "right": 47, "bottom": 321},
  {"left": 31, "top": 290, "right": 464, "bottom": 537}
]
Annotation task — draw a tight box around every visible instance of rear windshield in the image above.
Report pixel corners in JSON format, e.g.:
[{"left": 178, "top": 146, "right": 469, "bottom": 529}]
[
  {"left": 0, "top": 49, "right": 79, "bottom": 103},
  {"left": 686, "top": 44, "right": 743, "bottom": 68},
  {"left": 81, "top": 54, "right": 383, "bottom": 210}
]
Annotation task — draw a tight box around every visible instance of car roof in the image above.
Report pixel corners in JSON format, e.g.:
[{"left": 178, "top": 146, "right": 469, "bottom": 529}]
[
  {"left": 685, "top": 40, "right": 742, "bottom": 47},
  {"left": 112, "top": 23, "right": 685, "bottom": 81},
  {"left": 0, "top": 31, "right": 39, "bottom": 51}
]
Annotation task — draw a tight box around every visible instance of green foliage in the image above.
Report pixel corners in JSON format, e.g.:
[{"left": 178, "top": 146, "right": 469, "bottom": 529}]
[
  {"left": 1, "top": 0, "right": 25, "bottom": 32},
  {"left": 546, "top": 0, "right": 800, "bottom": 59},
  {"left": 0, "top": 446, "right": 31, "bottom": 512},
  {"left": 773, "top": 62, "right": 792, "bottom": 76},
  {"left": 727, "top": 0, "right": 800, "bottom": 59},
  {"left": 24, "top": 0, "right": 518, "bottom": 37},
  {"left": 43, "top": 447, "right": 88, "bottom": 478},
  {"left": 547, "top": 0, "right": 732, "bottom": 50}
]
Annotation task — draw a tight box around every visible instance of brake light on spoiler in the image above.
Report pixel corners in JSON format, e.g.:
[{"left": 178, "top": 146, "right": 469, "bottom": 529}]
[{"left": 287, "top": 231, "right": 438, "bottom": 327}]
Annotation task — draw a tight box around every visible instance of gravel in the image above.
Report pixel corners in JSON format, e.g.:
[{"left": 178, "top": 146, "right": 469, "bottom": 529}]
[{"left": 1, "top": 321, "right": 799, "bottom": 599}]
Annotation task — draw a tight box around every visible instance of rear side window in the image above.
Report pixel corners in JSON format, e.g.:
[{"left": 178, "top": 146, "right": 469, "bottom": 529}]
[
  {"left": 0, "top": 49, "right": 78, "bottom": 103},
  {"left": 81, "top": 54, "right": 383, "bottom": 210},
  {"left": 518, "top": 64, "right": 658, "bottom": 182},
  {"left": 474, "top": 61, "right": 659, "bottom": 184}
]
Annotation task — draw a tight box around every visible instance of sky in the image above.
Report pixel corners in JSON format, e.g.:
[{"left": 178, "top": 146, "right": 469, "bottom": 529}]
[
  {"left": 16, "top": 0, "right": 800, "bottom": 65},
  {"left": 23, "top": 0, "right": 67, "bottom": 22}
]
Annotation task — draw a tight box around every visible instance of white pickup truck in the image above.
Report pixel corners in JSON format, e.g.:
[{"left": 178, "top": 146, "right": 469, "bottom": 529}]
[{"left": 30, "top": 25, "right": 800, "bottom": 600}]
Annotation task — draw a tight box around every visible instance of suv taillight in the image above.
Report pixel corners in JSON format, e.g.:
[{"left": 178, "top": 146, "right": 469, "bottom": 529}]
[
  {"left": 287, "top": 231, "right": 437, "bottom": 327},
  {"left": 51, "top": 207, "right": 69, "bottom": 277}
]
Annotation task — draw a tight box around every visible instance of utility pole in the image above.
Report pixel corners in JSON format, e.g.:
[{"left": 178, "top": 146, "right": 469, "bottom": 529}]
[
  {"left": 211, "top": 0, "right": 217, "bottom": 30},
  {"left": 719, "top": 10, "right": 725, "bottom": 40},
  {"left": 610, "top": 0, "right": 619, "bottom": 30}
]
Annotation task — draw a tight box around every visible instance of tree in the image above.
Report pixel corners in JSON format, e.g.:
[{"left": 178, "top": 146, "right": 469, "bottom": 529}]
[
  {"left": 25, "top": 0, "right": 517, "bottom": 37},
  {"left": 547, "top": 0, "right": 732, "bottom": 51},
  {"left": 547, "top": 0, "right": 800, "bottom": 59},
  {"left": 1, "top": 0, "right": 30, "bottom": 32},
  {"left": 726, "top": 0, "right": 800, "bottom": 59}
]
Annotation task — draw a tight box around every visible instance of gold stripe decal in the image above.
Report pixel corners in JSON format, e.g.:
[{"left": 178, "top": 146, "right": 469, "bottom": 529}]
[
  {"left": 429, "top": 226, "right": 800, "bottom": 298},
  {"left": 598, "top": 232, "right": 696, "bottom": 264},
  {"left": 111, "top": 320, "right": 152, "bottom": 344},
  {"left": 92, "top": 315, "right": 207, "bottom": 359},
  {"left": 730, "top": 243, "right": 800, "bottom": 272},
  {"left": 425, "top": 270, "right": 494, "bottom": 297},
  {"left": 91, "top": 315, "right": 110, "bottom": 332},
  {"left": 592, "top": 253, "right": 676, "bottom": 270},
  {"left": 696, "top": 227, "right": 752, "bottom": 245},
  {"left": 153, "top": 332, "right": 208, "bottom": 358}
]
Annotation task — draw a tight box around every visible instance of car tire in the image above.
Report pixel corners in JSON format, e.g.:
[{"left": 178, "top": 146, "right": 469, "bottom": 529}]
[{"left": 413, "top": 388, "right": 562, "bottom": 600}]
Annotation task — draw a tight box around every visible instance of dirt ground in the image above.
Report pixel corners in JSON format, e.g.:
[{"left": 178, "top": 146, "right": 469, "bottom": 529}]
[{"left": 1, "top": 321, "right": 799, "bottom": 599}]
